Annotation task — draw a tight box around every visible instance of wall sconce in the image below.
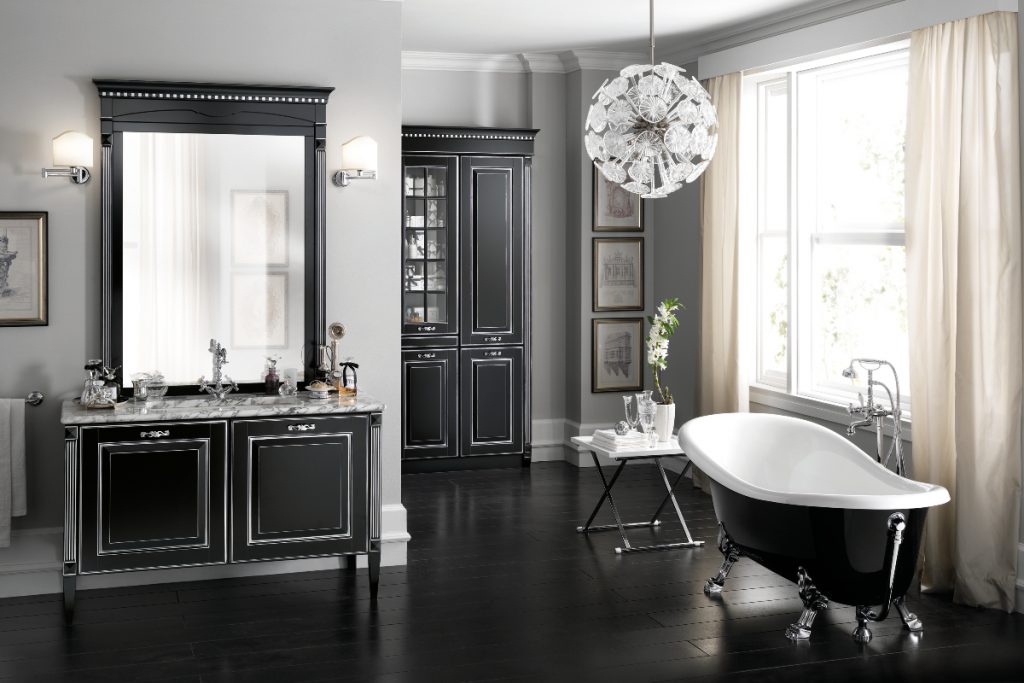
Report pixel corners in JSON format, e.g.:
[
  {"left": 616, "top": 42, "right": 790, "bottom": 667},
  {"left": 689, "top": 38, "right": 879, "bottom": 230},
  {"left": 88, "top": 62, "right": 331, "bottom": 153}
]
[
  {"left": 333, "top": 136, "right": 378, "bottom": 187},
  {"left": 42, "top": 131, "right": 93, "bottom": 184}
]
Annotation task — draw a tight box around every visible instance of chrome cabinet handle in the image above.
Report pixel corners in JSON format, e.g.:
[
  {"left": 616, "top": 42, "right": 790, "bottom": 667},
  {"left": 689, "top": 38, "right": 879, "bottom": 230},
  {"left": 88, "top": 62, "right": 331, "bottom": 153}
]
[
  {"left": 417, "top": 352, "right": 437, "bottom": 359},
  {"left": 288, "top": 423, "right": 316, "bottom": 432},
  {"left": 484, "top": 336, "right": 502, "bottom": 342},
  {"left": 420, "top": 325, "right": 437, "bottom": 332},
  {"left": 484, "top": 351, "right": 503, "bottom": 357},
  {"left": 140, "top": 430, "right": 170, "bottom": 439}
]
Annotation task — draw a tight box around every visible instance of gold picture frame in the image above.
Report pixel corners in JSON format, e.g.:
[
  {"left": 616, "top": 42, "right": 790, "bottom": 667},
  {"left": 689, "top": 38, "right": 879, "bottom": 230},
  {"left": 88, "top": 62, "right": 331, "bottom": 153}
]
[{"left": 0, "top": 212, "right": 48, "bottom": 326}]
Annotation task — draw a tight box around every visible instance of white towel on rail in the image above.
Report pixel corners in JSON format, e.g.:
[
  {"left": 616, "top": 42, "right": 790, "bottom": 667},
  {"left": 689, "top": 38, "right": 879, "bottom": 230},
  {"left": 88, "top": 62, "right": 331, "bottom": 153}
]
[{"left": 0, "top": 399, "right": 27, "bottom": 548}]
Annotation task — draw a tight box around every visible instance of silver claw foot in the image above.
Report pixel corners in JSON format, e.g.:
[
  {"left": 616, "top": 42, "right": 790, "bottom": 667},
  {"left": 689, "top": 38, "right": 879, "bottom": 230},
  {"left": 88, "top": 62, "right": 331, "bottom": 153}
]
[
  {"left": 853, "top": 606, "right": 873, "bottom": 643},
  {"left": 893, "top": 596, "right": 923, "bottom": 632},
  {"left": 786, "top": 567, "right": 829, "bottom": 641},
  {"left": 704, "top": 525, "right": 741, "bottom": 597}
]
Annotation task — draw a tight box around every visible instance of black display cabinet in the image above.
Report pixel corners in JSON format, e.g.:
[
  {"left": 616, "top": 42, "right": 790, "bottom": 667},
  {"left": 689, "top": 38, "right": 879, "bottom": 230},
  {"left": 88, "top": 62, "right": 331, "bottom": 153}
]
[{"left": 401, "top": 126, "right": 536, "bottom": 471}]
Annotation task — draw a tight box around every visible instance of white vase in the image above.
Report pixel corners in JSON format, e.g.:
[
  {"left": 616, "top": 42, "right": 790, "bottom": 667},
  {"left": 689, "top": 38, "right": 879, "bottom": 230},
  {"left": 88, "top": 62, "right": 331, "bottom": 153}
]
[{"left": 654, "top": 403, "right": 676, "bottom": 443}]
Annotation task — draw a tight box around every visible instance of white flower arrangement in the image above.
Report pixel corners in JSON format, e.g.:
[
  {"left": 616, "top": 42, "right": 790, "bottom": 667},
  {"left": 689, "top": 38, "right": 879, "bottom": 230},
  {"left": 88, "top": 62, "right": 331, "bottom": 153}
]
[{"left": 646, "top": 297, "right": 683, "bottom": 404}]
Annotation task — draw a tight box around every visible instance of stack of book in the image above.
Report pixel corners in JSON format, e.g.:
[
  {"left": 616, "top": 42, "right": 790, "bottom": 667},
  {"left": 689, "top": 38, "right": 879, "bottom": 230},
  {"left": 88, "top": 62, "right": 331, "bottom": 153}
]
[{"left": 591, "top": 428, "right": 648, "bottom": 452}]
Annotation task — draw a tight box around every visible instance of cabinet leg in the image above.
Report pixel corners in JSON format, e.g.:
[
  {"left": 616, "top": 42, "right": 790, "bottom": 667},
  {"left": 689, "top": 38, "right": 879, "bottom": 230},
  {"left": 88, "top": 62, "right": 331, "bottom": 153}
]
[
  {"left": 342, "top": 555, "right": 357, "bottom": 571},
  {"left": 368, "top": 545, "right": 381, "bottom": 600},
  {"left": 62, "top": 573, "right": 76, "bottom": 625}
]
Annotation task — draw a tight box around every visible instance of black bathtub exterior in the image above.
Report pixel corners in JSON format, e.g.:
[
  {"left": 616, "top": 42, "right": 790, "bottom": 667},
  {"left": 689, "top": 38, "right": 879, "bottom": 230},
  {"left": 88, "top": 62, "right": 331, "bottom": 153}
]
[{"left": 710, "top": 480, "right": 927, "bottom": 607}]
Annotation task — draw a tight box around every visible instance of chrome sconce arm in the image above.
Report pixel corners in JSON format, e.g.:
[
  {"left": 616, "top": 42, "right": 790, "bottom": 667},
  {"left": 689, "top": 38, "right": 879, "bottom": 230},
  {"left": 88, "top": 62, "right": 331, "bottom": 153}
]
[
  {"left": 332, "top": 169, "right": 376, "bottom": 187},
  {"left": 42, "top": 166, "right": 91, "bottom": 184}
]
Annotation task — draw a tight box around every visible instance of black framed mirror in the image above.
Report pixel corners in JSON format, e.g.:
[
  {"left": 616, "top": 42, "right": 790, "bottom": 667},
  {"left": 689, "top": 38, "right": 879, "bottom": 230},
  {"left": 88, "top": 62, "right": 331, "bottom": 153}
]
[{"left": 96, "top": 80, "right": 332, "bottom": 395}]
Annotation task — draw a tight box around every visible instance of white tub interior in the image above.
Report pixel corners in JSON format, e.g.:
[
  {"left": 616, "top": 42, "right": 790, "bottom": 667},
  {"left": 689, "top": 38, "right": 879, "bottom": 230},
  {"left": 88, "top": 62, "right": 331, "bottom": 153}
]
[{"left": 679, "top": 413, "right": 950, "bottom": 510}]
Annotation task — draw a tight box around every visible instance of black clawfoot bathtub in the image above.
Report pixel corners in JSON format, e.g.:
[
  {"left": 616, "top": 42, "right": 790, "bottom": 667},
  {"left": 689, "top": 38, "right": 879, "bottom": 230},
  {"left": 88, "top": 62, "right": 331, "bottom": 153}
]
[{"left": 679, "top": 413, "right": 949, "bottom": 643}]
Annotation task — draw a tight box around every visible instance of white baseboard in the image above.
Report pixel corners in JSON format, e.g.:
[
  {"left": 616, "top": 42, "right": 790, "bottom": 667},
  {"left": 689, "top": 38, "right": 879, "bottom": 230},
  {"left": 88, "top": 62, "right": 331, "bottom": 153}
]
[{"left": 0, "top": 503, "right": 410, "bottom": 598}]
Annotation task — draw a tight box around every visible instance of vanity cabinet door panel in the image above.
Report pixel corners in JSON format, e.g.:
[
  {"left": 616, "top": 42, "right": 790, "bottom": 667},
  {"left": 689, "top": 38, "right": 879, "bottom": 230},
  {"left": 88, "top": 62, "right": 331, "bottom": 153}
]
[
  {"left": 231, "top": 416, "right": 368, "bottom": 562},
  {"left": 79, "top": 422, "right": 228, "bottom": 573},
  {"left": 402, "top": 348, "right": 458, "bottom": 459},
  {"left": 460, "top": 157, "right": 524, "bottom": 346},
  {"left": 460, "top": 347, "right": 523, "bottom": 456}
]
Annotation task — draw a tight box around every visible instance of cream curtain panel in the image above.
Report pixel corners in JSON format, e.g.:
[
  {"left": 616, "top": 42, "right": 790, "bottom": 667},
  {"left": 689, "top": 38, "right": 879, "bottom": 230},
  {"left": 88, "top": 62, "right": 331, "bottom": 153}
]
[
  {"left": 697, "top": 72, "right": 746, "bottom": 491},
  {"left": 906, "top": 11, "right": 1021, "bottom": 611},
  {"left": 699, "top": 72, "right": 748, "bottom": 418}
]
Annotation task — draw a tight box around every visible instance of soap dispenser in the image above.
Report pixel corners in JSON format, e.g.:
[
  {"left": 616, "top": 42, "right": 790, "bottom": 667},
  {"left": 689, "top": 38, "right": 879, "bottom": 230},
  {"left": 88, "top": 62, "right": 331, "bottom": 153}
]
[{"left": 264, "top": 356, "right": 281, "bottom": 395}]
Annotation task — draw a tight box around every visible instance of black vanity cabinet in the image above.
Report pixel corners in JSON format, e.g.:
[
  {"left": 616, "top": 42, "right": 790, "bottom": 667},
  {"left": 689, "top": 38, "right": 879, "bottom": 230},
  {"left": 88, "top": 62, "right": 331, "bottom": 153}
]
[
  {"left": 61, "top": 398, "right": 383, "bottom": 623},
  {"left": 231, "top": 416, "right": 368, "bottom": 562},
  {"left": 401, "top": 127, "right": 536, "bottom": 470},
  {"left": 79, "top": 421, "right": 228, "bottom": 573}
]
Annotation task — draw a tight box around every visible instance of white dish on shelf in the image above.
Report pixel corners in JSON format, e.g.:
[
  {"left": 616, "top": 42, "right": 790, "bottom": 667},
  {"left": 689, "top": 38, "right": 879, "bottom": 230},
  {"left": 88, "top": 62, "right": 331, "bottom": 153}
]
[{"left": 305, "top": 385, "right": 337, "bottom": 399}]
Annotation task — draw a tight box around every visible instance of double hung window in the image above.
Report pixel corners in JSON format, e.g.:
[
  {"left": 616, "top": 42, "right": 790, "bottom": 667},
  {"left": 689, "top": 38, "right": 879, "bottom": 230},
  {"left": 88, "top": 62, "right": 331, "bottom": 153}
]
[{"left": 746, "top": 42, "right": 911, "bottom": 410}]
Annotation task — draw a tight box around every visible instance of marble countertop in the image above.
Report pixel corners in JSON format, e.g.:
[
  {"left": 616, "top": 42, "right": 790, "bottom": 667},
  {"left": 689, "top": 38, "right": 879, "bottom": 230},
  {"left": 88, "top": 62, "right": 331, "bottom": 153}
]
[{"left": 61, "top": 392, "right": 385, "bottom": 425}]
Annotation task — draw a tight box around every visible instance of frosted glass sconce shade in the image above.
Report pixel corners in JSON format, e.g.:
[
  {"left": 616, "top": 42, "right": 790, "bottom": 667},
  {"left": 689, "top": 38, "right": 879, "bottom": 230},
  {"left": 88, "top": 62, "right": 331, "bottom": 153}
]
[
  {"left": 333, "top": 136, "right": 378, "bottom": 187},
  {"left": 43, "top": 130, "right": 93, "bottom": 184},
  {"left": 52, "top": 131, "right": 94, "bottom": 167}
]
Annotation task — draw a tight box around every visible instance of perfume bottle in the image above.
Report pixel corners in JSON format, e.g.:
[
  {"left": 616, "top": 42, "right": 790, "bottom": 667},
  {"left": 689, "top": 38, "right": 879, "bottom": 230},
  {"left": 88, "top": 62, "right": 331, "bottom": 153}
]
[{"left": 264, "top": 357, "right": 280, "bottom": 395}]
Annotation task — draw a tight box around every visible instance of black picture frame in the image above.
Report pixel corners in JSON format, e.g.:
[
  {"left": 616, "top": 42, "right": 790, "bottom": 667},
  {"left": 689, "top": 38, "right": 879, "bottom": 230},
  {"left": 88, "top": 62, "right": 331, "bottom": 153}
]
[
  {"left": 592, "top": 317, "right": 644, "bottom": 393},
  {"left": 593, "top": 237, "right": 644, "bottom": 312},
  {"left": 593, "top": 167, "right": 643, "bottom": 232}
]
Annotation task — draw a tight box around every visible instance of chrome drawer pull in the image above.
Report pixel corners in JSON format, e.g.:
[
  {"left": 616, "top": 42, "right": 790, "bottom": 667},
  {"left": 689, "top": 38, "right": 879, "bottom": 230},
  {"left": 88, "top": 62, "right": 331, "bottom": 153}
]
[
  {"left": 484, "top": 351, "right": 503, "bottom": 357},
  {"left": 484, "top": 336, "right": 502, "bottom": 342},
  {"left": 418, "top": 353, "right": 437, "bottom": 359},
  {"left": 288, "top": 423, "right": 316, "bottom": 432},
  {"left": 140, "top": 430, "right": 170, "bottom": 439},
  {"left": 421, "top": 325, "right": 437, "bottom": 332}
]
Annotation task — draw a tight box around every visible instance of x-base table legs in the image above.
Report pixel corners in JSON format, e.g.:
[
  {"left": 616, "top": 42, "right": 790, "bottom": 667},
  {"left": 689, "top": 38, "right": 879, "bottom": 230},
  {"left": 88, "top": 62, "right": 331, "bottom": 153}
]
[{"left": 576, "top": 452, "right": 705, "bottom": 553}]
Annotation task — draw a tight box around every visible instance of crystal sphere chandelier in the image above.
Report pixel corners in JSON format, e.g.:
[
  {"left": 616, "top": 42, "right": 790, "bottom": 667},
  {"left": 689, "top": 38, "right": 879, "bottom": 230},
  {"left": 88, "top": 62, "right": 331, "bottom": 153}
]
[{"left": 585, "top": 0, "right": 718, "bottom": 198}]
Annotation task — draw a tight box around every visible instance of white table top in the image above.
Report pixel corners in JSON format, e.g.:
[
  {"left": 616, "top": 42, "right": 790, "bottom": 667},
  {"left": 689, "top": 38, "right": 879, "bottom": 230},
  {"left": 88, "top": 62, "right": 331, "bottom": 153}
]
[{"left": 572, "top": 435, "right": 687, "bottom": 460}]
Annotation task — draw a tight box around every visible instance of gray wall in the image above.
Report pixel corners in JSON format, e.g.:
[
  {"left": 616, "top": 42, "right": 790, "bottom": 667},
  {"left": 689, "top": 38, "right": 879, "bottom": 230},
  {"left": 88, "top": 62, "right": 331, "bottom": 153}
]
[
  {"left": 0, "top": 0, "right": 403, "bottom": 531},
  {"left": 402, "top": 70, "right": 529, "bottom": 128}
]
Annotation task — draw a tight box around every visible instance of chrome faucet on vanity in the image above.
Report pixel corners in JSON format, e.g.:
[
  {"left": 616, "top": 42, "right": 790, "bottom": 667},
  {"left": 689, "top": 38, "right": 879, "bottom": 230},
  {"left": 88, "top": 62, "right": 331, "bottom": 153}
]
[
  {"left": 198, "top": 338, "right": 238, "bottom": 400},
  {"left": 842, "top": 358, "right": 906, "bottom": 476}
]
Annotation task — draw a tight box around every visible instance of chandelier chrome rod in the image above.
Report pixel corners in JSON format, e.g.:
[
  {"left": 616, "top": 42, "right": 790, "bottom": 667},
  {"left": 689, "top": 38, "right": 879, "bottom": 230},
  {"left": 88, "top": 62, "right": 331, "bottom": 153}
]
[{"left": 650, "top": 0, "right": 656, "bottom": 65}]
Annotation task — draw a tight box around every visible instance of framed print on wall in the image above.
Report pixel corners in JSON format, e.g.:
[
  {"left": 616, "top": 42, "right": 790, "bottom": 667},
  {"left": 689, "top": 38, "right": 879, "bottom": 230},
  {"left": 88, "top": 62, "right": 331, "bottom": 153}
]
[
  {"left": 232, "top": 190, "right": 288, "bottom": 266},
  {"left": 592, "top": 318, "right": 644, "bottom": 393},
  {"left": 593, "top": 167, "right": 643, "bottom": 231},
  {"left": 593, "top": 237, "right": 644, "bottom": 311},
  {"left": 0, "top": 212, "right": 47, "bottom": 326}
]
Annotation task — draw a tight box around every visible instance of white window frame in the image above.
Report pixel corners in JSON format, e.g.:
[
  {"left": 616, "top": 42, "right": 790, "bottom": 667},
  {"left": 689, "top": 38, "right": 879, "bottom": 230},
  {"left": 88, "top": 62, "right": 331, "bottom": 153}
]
[{"left": 742, "top": 39, "right": 913, "bottom": 433}]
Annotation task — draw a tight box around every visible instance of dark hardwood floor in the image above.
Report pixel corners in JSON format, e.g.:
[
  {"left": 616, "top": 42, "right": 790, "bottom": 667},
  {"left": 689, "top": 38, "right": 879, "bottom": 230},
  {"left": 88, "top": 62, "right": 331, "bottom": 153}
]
[{"left": 0, "top": 462, "right": 1021, "bottom": 682}]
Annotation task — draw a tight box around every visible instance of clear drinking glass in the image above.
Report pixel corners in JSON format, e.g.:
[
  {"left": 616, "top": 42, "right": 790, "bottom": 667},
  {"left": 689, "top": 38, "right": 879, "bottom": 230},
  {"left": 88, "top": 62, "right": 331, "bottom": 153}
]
[
  {"left": 638, "top": 394, "right": 658, "bottom": 447},
  {"left": 623, "top": 396, "right": 639, "bottom": 432}
]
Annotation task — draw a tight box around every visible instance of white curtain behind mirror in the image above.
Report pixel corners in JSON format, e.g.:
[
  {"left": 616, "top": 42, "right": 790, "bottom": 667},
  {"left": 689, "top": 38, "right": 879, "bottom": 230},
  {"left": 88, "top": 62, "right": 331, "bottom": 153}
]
[{"left": 122, "top": 133, "right": 209, "bottom": 384}]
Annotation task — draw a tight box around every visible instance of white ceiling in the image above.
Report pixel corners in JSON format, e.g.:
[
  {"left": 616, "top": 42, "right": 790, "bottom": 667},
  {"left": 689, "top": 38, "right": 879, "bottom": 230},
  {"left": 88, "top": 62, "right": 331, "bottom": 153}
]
[{"left": 401, "top": 0, "right": 851, "bottom": 55}]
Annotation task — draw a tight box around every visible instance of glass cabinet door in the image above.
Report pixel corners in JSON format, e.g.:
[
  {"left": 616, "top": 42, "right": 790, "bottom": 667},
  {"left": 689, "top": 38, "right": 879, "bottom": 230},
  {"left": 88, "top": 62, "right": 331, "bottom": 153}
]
[{"left": 403, "top": 156, "right": 458, "bottom": 335}]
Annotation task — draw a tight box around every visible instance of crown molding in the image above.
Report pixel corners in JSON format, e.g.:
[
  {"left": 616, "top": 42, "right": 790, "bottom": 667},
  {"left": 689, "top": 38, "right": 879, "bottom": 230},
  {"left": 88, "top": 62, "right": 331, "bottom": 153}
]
[
  {"left": 401, "top": 51, "right": 527, "bottom": 73},
  {"left": 519, "top": 52, "right": 567, "bottom": 74},
  {"left": 662, "top": 0, "right": 901, "bottom": 65},
  {"left": 559, "top": 50, "right": 649, "bottom": 73},
  {"left": 401, "top": 49, "right": 649, "bottom": 74}
]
